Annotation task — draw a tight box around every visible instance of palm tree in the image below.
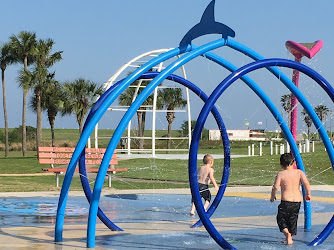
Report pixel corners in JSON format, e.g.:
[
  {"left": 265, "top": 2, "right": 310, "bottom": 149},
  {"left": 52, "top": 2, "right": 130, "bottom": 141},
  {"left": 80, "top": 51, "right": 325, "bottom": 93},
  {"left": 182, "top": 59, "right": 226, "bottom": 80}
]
[
  {"left": 10, "top": 31, "right": 37, "bottom": 156},
  {"left": 314, "top": 104, "right": 329, "bottom": 124},
  {"left": 62, "top": 78, "right": 103, "bottom": 134},
  {"left": 118, "top": 79, "right": 154, "bottom": 149},
  {"left": 0, "top": 42, "right": 15, "bottom": 157},
  {"left": 31, "top": 39, "right": 62, "bottom": 149},
  {"left": 314, "top": 104, "right": 329, "bottom": 139},
  {"left": 301, "top": 109, "right": 312, "bottom": 140},
  {"left": 157, "top": 87, "right": 187, "bottom": 152},
  {"left": 280, "top": 94, "right": 292, "bottom": 128},
  {"left": 31, "top": 76, "right": 65, "bottom": 147}
]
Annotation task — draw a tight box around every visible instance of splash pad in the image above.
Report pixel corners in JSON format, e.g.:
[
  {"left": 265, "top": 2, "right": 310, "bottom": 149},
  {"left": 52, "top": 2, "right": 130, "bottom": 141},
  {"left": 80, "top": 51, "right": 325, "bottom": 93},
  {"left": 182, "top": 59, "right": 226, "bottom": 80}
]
[{"left": 55, "top": 1, "right": 334, "bottom": 248}]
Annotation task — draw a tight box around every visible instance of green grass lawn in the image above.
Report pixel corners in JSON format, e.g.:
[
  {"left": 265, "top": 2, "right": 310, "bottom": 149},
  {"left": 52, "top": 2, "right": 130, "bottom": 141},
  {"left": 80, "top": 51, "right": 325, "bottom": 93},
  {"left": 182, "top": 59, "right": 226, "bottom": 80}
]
[
  {"left": 40, "top": 128, "right": 188, "bottom": 148},
  {"left": 0, "top": 128, "right": 333, "bottom": 192},
  {"left": 0, "top": 143, "right": 333, "bottom": 192}
]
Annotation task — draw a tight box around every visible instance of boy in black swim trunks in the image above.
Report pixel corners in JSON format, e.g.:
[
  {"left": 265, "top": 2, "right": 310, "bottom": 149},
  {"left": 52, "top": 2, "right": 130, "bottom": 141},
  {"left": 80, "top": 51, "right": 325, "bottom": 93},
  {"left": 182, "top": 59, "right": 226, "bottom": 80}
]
[
  {"left": 190, "top": 154, "right": 219, "bottom": 216},
  {"left": 270, "top": 153, "right": 311, "bottom": 245}
]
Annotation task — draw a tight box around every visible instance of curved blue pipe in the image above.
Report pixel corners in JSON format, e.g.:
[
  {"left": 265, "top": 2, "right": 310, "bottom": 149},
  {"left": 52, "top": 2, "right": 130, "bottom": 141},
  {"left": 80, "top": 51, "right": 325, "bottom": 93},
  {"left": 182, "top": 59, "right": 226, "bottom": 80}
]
[
  {"left": 190, "top": 58, "right": 334, "bottom": 249},
  {"left": 79, "top": 80, "right": 124, "bottom": 231},
  {"left": 227, "top": 39, "right": 314, "bottom": 229},
  {"left": 55, "top": 45, "right": 192, "bottom": 242},
  {"left": 55, "top": 39, "right": 334, "bottom": 248},
  {"left": 79, "top": 72, "right": 231, "bottom": 233},
  {"left": 81, "top": 45, "right": 300, "bottom": 235},
  {"left": 86, "top": 38, "right": 232, "bottom": 248},
  {"left": 188, "top": 65, "right": 303, "bottom": 248},
  {"left": 87, "top": 39, "right": 324, "bottom": 248},
  {"left": 309, "top": 215, "right": 334, "bottom": 246},
  {"left": 191, "top": 45, "right": 306, "bottom": 229},
  {"left": 87, "top": 37, "right": 292, "bottom": 248}
]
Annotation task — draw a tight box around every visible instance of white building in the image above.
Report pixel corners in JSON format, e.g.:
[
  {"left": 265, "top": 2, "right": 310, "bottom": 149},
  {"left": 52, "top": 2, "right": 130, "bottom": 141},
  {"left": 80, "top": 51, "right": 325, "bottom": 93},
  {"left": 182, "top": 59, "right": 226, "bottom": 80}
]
[{"left": 209, "top": 129, "right": 266, "bottom": 141}]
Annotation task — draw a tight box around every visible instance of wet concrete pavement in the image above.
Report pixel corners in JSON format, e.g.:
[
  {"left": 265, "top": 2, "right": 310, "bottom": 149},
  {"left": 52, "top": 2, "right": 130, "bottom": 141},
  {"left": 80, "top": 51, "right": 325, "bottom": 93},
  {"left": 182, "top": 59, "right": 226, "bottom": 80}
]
[{"left": 0, "top": 186, "right": 334, "bottom": 249}]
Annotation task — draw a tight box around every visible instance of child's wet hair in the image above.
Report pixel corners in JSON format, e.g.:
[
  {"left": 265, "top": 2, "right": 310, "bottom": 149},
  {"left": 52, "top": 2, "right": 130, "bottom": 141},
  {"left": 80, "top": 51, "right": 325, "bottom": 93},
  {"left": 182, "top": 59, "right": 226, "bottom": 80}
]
[
  {"left": 203, "top": 154, "right": 213, "bottom": 164},
  {"left": 280, "top": 153, "right": 295, "bottom": 168}
]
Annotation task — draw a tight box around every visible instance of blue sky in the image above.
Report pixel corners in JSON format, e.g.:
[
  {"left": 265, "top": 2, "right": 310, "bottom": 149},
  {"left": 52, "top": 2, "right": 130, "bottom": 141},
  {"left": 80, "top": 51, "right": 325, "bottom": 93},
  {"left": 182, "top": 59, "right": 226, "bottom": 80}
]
[{"left": 1, "top": 0, "right": 333, "bottom": 134}]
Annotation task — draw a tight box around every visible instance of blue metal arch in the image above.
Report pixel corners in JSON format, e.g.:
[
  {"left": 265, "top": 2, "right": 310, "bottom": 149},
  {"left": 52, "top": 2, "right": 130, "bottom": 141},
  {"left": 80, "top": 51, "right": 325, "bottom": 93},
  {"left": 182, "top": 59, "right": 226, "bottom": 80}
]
[
  {"left": 77, "top": 71, "right": 232, "bottom": 234},
  {"left": 86, "top": 39, "right": 229, "bottom": 248},
  {"left": 55, "top": 38, "right": 333, "bottom": 249},
  {"left": 54, "top": 45, "right": 193, "bottom": 242},
  {"left": 79, "top": 79, "right": 125, "bottom": 231},
  {"left": 190, "top": 58, "right": 334, "bottom": 249},
  {"left": 86, "top": 39, "right": 304, "bottom": 248},
  {"left": 191, "top": 46, "right": 308, "bottom": 228},
  {"left": 79, "top": 44, "right": 306, "bottom": 234}
]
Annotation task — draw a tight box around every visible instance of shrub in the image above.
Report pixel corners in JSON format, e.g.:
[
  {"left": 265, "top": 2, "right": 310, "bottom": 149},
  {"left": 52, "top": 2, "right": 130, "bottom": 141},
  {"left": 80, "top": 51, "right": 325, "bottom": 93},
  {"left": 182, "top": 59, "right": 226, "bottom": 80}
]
[
  {"left": 0, "top": 130, "right": 4, "bottom": 143},
  {"left": 8, "top": 126, "right": 36, "bottom": 143},
  {"left": 10, "top": 143, "right": 22, "bottom": 151},
  {"left": 0, "top": 142, "right": 5, "bottom": 151},
  {"left": 180, "top": 120, "right": 209, "bottom": 140},
  {"left": 58, "top": 140, "right": 77, "bottom": 147}
]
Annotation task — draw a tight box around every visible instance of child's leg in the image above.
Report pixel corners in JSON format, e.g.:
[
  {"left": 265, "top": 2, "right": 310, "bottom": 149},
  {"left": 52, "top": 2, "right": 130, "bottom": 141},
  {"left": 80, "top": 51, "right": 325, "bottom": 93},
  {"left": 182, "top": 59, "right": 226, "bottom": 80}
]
[
  {"left": 204, "top": 200, "right": 210, "bottom": 212},
  {"left": 190, "top": 202, "right": 195, "bottom": 215},
  {"left": 282, "top": 228, "right": 293, "bottom": 245}
]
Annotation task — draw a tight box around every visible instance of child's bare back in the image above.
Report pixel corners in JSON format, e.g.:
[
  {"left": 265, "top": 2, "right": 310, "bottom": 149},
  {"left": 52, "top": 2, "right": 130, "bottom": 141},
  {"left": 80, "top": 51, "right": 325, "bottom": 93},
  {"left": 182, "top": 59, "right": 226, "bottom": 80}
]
[
  {"left": 198, "top": 165, "right": 214, "bottom": 185},
  {"left": 274, "top": 168, "right": 309, "bottom": 202}
]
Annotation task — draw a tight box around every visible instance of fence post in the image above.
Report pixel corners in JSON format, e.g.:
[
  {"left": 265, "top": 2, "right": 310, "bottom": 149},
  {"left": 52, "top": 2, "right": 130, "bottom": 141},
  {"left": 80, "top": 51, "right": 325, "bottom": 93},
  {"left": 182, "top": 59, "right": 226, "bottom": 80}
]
[
  {"left": 259, "top": 142, "right": 263, "bottom": 156},
  {"left": 270, "top": 141, "right": 273, "bottom": 155},
  {"left": 305, "top": 139, "right": 310, "bottom": 153},
  {"left": 286, "top": 142, "right": 290, "bottom": 153}
]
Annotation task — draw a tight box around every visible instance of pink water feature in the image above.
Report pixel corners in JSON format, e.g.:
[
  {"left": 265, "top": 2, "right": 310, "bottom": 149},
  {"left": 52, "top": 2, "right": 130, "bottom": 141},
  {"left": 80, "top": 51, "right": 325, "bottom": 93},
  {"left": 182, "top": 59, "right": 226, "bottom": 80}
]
[{"left": 285, "top": 40, "right": 324, "bottom": 142}]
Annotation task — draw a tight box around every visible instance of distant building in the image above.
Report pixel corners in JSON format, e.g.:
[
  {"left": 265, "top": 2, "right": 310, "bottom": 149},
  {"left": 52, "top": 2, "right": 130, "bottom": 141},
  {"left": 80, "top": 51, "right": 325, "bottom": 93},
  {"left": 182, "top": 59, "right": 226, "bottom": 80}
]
[{"left": 209, "top": 129, "right": 266, "bottom": 141}]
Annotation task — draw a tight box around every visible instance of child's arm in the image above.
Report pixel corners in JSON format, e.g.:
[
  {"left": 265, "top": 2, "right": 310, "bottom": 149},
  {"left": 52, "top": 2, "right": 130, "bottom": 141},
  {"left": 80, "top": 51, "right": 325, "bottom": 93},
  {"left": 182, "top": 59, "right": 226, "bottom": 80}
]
[
  {"left": 209, "top": 169, "right": 219, "bottom": 192},
  {"left": 300, "top": 171, "right": 311, "bottom": 201},
  {"left": 270, "top": 173, "right": 280, "bottom": 202}
]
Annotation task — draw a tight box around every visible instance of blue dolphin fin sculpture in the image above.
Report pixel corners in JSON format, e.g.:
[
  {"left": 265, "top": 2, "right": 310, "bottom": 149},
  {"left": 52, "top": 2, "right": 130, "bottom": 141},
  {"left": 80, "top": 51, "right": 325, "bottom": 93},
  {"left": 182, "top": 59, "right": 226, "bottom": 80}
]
[{"left": 179, "top": 0, "right": 235, "bottom": 47}]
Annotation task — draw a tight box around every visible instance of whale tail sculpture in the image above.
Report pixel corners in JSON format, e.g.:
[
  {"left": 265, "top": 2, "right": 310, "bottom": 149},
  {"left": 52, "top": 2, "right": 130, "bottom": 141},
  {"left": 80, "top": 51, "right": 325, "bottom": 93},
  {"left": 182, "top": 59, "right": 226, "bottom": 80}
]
[{"left": 179, "top": 0, "right": 235, "bottom": 47}]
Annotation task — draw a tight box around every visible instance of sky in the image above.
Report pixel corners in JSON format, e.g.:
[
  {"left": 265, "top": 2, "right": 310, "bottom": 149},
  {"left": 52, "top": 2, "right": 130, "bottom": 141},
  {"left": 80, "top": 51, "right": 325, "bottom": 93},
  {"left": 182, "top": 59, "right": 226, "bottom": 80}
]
[{"left": 1, "top": 0, "right": 334, "bottom": 134}]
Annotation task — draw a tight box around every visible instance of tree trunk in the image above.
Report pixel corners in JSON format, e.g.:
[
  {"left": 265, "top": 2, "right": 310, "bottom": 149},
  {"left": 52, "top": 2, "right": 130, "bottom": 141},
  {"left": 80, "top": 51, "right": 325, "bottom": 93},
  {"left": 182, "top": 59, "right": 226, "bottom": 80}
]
[
  {"left": 22, "top": 87, "right": 28, "bottom": 156},
  {"left": 22, "top": 56, "right": 28, "bottom": 157},
  {"left": 307, "top": 125, "right": 311, "bottom": 140},
  {"left": 36, "top": 91, "right": 42, "bottom": 151},
  {"left": 140, "top": 110, "right": 146, "bottom": 150},
  {"left": 137, "top": 111, "right": 144, "bottom": 150},
  {"left": 1, "top": 68, "right": 9, "bottom": 157},
  {"left": 167, "top": 121, "right": 172, "bottom": 153},
  {"left": 79, "top": 121, "right": 83, "bottom": 134},
  {"left": 48, "top": 113, "right": 56, "bottom": 147},
  {"left": 318, "top": 116, "right": 323, "bottom": 140},
  {"left": 166, "top": 111, "right": 175, "bottom": 154}
]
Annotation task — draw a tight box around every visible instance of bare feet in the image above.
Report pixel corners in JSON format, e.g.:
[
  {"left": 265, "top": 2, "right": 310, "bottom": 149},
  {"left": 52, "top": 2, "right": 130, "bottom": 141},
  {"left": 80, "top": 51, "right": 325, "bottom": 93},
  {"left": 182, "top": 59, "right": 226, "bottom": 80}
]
[
  {"left": 190, "top": 212, "right": 195, "bottom": 216},
  {"left": 282, "top": 228, "right": 293, "bottom": 245},
  {"left": 286, "top": 233, "right": 293, "bottom": 245}
]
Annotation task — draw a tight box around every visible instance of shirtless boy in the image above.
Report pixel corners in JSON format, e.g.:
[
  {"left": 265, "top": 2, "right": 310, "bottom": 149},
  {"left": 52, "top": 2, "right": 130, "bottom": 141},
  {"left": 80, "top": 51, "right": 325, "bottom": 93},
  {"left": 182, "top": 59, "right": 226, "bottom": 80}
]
[
  {"left": 190, "top": 154, "right": 219, "bottom": 216},
  {"left": 270, "top": 153, "right": 311, "bottom": 245}
]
